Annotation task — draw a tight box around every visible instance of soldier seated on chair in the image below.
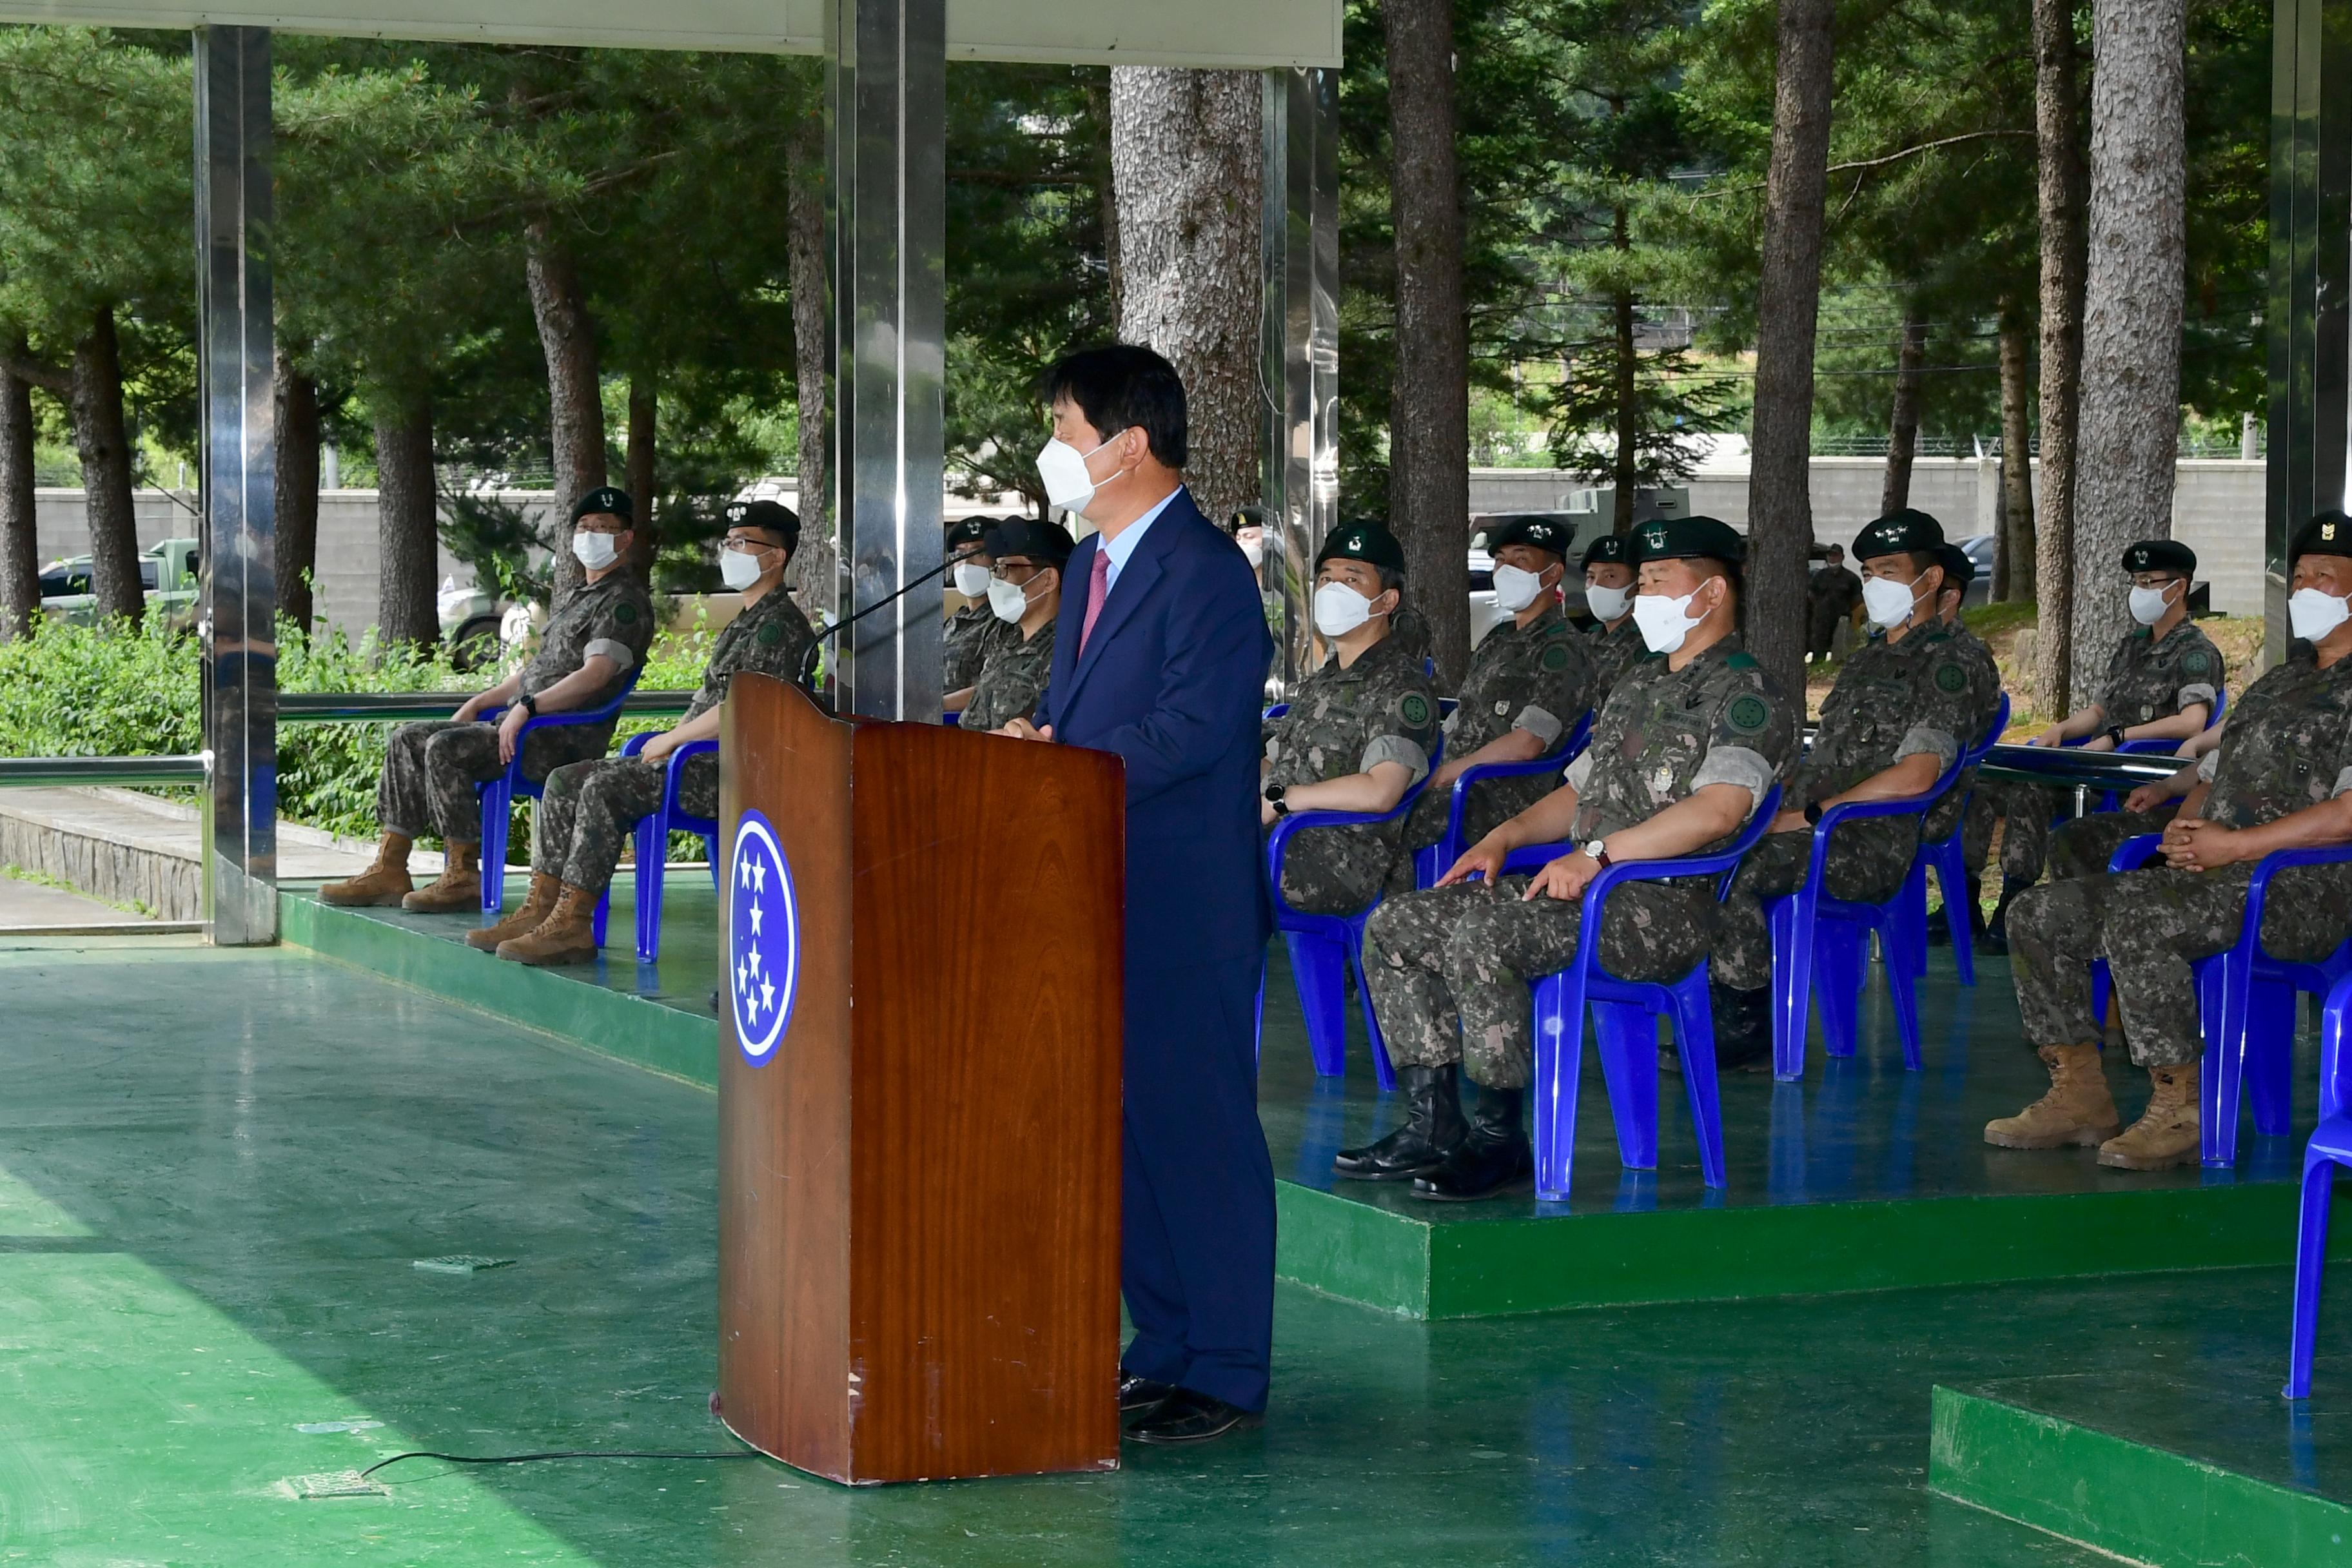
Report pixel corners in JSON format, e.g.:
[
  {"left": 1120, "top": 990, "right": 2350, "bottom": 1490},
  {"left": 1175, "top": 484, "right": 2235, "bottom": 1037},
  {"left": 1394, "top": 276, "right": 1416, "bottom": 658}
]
[
  {"left": 1991, "top": 513, "right": 2352, "bottom": 1171},
  {"left": 1259, "top": 520, "right": 1440, "bottom": 918},
  {"left": 470, "top": 500, "right": 815, "bottom": 967},
  {"left": 1710, "top": 509, "right": 1983, "bottom": 1071},
  {"left": 1386, "top": 515, "right": 1596, "bottom": 896},
  {"left": 1348, "top": 515, "right": 1794, "bottom": 1202},
  {"left": 1579, "top": 531, "right": 1644, "bottom": 702},
  {"left": 318, "top": 485, "right": 654, "bottom": 916},
  {"left": 951, "top": 518, "right": 1069, "bottom": 732}
]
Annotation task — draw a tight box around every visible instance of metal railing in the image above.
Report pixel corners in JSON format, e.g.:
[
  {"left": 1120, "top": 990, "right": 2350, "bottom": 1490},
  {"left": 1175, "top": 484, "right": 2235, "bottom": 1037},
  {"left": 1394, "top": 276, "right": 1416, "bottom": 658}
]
[
  {"left": 278, "top": 690, "right": 697, "bottom": 724},
  {"left": 0, "top": 755, "right": 206, "bottom": 787}
]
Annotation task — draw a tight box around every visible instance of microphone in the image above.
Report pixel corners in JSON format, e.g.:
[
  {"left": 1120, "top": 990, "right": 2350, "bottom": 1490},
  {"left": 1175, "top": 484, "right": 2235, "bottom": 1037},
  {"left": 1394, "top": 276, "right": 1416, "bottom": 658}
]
[{"left": 797, "top": 546, "right": 979, "bottom": 705}]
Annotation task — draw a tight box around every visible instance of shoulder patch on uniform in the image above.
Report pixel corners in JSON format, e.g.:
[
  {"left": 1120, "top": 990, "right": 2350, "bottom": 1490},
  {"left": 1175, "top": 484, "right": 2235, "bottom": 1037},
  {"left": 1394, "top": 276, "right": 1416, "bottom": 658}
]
[
  {"left": 758, "top": 621, "right": 784, "bottom": 647},
  {"left": 1541, "top": 643, "right": 1571, "bottom": 671},
  {"left": 615, "top": 602, "right": 638, "bottom": 625},
  {"left": 1399, "top": 691, "right": 1432, "bottom": 729},
  {"left": 1935, "top": 660, "right": 1968, "bottom": 694},
  {"left": 1726, "top": 651, "right": 1758, "bottom": 670},
  {"left": 1727, "top": 694, "right": 1769, "bottom": 734},
  {"left": 2182, "top": 648, "right": 2215, "bottom": 678}
]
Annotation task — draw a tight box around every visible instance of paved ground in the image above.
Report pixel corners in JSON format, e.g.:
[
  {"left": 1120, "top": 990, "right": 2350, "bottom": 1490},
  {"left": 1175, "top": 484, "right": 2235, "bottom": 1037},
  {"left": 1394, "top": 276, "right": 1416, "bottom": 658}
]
[{"left": 0, "top": 869, "right": 153, "bottom": 929}]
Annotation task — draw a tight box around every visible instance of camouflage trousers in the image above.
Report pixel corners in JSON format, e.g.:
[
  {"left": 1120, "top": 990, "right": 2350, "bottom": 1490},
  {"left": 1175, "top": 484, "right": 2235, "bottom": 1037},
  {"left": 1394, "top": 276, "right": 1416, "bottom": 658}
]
[
  {"left": 1972, "top": 781, "right": 2060, "bottom": 884},
  {"left": 377, "top": 719, "right": 608, "bottom": 844},
  {"left": 1273, "top": 821, "right": 1399, "bottom": 917},
  {"left": 1385, "top": 771, "right": 1555, "bottom": 895},
  {"left": 2047, "top": 808, "right": 2177, "bottom": 881},
  {"left": 2010, "top": 861, "right": 2352, "bottom": 1068},
  {"left": 1362, "top": 876, "right": 1715, "bottom": 1089},
  {"left": 534, "top": 752, "right": 720, "bottom": 893},
  {"left": 1714, "top": 819, "right": 1918, "bottom": 993}
]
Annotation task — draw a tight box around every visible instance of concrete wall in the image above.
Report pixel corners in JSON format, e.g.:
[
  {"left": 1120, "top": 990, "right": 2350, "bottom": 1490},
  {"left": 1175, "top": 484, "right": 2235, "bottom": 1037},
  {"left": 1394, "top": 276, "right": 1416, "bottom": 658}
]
[{"left": 1469, "top": 457, "right": 2268, "bottom": 616}]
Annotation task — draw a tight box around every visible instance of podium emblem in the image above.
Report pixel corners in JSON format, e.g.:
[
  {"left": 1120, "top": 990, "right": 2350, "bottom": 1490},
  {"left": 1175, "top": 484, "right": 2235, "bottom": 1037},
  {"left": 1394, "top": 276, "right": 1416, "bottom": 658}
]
[{"left": 729, "top": 808, "right": 801, "bottom": 1065}]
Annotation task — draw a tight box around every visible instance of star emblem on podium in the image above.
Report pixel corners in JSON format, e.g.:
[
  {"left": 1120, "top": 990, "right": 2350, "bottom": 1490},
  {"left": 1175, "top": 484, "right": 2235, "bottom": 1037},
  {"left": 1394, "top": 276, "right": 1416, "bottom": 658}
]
[{"left": 729, "top": 809, "right": 800, "bottom": 1064}]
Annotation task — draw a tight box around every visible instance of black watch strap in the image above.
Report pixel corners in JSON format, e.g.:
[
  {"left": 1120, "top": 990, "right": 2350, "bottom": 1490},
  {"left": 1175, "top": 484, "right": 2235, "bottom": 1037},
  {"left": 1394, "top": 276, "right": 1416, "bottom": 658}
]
[
  {"left": 1803, "top": 798, "right": 1825, "bottom": 827},
  {"left": 520, "top": 692, "right": 538, "bottom": 717},
  {"left": 2106, "top": 724, "right": 2126, "bottom": 747}
]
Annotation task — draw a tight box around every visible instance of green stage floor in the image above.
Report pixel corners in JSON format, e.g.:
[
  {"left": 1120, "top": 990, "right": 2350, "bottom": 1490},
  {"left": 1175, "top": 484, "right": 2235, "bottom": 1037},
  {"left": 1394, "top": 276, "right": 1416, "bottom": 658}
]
[{"left": 10, "top": 927, "right": 2336, "bottom": 1565}]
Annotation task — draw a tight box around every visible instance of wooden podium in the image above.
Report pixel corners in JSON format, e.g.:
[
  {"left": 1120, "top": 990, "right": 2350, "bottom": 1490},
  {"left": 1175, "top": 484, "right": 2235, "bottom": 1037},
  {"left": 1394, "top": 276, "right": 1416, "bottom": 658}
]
[{"left": 714, "top": 672, "right": 1124, "bottom": 1484}]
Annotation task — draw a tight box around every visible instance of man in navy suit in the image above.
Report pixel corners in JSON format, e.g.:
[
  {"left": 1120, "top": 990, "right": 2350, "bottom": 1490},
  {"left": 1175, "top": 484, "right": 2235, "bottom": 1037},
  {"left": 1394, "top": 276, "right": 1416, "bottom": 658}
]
[{"left": 999, "top": 345, "right": 1276, "bottom": 1444}]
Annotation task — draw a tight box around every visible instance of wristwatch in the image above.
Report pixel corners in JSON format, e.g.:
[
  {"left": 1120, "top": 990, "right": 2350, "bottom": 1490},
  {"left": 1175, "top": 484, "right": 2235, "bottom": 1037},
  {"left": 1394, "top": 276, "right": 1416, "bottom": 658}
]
[
  {"left": 1583, "top": 839, "right": 1611, "bottom": 869},
  {"left": 2106, "top": 724, "right": 2127, "bottom": 747},
  {"left": 1803, "top": 798, "right": 1825, "bottom": 827},
  {"left": 1264, "top": 781, "right": 1291, "bottom": 818},
  {"left": 518, "top": 692, "right": 539, "bottom": 718}
]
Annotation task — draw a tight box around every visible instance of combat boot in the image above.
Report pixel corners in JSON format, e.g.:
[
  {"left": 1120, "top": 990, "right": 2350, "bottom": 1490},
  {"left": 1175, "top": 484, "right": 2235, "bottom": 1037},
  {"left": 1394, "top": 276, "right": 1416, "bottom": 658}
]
[
  {"left": 2097, "top": 1061, "right": 2200, "bottom": 1170},
  {"left": 1984, "top": 1043, "right": 2120, "bottom": 1150},
  {"left": 466, "top": 872, "right": 560, "bottom": 951},
  {"left": 496, "top": 883, "right": 602, "bottom": 967},
  {"left": 318, "top": 832, "right": 414, "bottom": 906},
  {"left": 1409, "top": 1082, "right": 1533, "bottom": 1202},
  {"left": 400, "top": 841, "right": 482, "bottom": 913},
  {"left": 1981, "top": 875, "right": 2034, "bottom": 956},
  {"left": 1334, "top": 1064, "right": 1466, "bottom": 1181}
]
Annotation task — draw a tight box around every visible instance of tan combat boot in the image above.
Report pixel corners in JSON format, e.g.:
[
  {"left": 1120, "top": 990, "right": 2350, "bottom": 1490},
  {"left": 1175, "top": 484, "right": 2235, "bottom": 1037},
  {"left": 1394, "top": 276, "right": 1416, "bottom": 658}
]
[
  {"left": 465, "top": 872, "right": 561, "bottom": 951},
  {"left": 318, "top": 833, "right": 415, "bottom": 906},
  {"left": 496, "top": 883, "right": 601, "bottom": 967},
  {"left": 2097, "top": 1062, "right": 2201, "bottom": 1170},
  {"left": 401, "top": 841, "right": 482, "bottom": 913},
  {"left": 1984, "top": 1043, "right": 2121, "bottom": 1150}
]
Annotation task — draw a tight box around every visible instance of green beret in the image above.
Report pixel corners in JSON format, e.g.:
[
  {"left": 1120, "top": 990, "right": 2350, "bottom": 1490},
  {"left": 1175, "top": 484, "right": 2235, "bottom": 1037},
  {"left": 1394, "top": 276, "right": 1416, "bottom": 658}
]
[
  {"left": 2121, "top": 538, "right": 2196, "bottom": 578},
  {"left": 571, "top": 485, "right": 632, "bottom": 525},
  {"left": 2291, "top": 511, "right": 2352, "bottom": 564},
  {"left": 945, "top": 516, "right": 991, "bottom": 550},
  {"left": 1852, "top": 508, "right": 1945, "bottom": 562},
  {"left": 984, "top": 517, "right": 1073, "bottom": 567},
  {"left": 1479, "top": 514, "right": 1576, "bottom": 559},
  {"left": 723, "top": 498, "right": 800, "bottom": 552},
  {"left": 1932, "top": 542, "right": 1974, "bottom": 591},
  {"left": 1631, "top": 514, "right": 1745, "bottom": 565},
  {"left": 1582, "top": 533, "right": 1630, "bottom": 569},
  {"left": 1318, "top": 519, "right": 1407, "bottom": 574}
]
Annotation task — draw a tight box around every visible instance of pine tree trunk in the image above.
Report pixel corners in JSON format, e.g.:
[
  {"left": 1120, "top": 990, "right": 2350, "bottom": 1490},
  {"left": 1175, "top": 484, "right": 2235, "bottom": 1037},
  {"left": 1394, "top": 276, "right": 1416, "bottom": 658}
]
[
  {"left": 785, "top": 100, "right": 836, "bottom": 611},
  {"left": 526, "top": 224, "right": 607, "bottom": 600},
  {"left": 374, "top": 395, "right": 439, "bottom": 649},
  {"left": 2071, "top": 0, "right": 2186, "bottom": 700},
  {"left": 273, "top": 349, "right": 322, "bottom": 634},
  {"left": 0, "top": 348, "right": 35, "bottom": 642},
  {"left": 1881, "top": 311, "right": 1927, "bottom": 514},
  {"left": 1379, "top": 0, "right": 1473, "bottom": 681},
  {"left": 1110, "top": 68, "right": 1262, "bottom": 529},
  {"left": 2032, "top": 0, "right": 2087, "bottom": 712},
  {"left": 69, "top": 308, "right": 145, "bottom": 626},
  {"left": 1087, "top": 74, "right": 1124, "bottom": 331},
  {"left": 1997, "top": 306, "right": 2037, "bottom": 603},
  {"left": 1745, "top": 0, "right": 1837, "bottom": 695},
  {"left": 625, "top": 369, "right": 658, "bottom": 576}
]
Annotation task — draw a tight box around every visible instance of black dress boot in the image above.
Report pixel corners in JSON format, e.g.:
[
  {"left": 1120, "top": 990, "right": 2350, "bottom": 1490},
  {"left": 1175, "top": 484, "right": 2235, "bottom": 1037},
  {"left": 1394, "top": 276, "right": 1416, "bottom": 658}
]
[
  {"left": 1982, "top": 875, "right": 2033, "bottom": 955},
  {"left": 1334, "top": 1064, "right": 1466, "bottom": 1181},
  {"left": 1926, "top": 872, "right": 1978, "bottom": 946},
  {"left": 1664, "top": 981, "right": 1772, "bottom": 1075},
  {"left": 1409, "top": 1083, "right": 1532, "bottom": 1202}
]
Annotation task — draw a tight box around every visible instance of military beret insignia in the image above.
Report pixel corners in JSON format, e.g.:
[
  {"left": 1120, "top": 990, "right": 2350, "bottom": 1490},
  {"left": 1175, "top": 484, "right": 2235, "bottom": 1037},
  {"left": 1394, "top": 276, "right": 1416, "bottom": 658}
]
[
  {"left": 1542, "top": 643, "right": 1571, "bottom": 671},
  {"left": 758, "top": 621, "right": 784, "bottom": 647},
  {"left": 615, "top": 602, "right": 638, "bottom": 624},
  {"left": 1935, "top": 661, "right": 1967, "bottom": 694},
  {"left": 1400, "top": 692, "right": 1432, "bottom": 728},
  {"left": 1727, "top": 694, "right": 1769, "bottom": 734}
]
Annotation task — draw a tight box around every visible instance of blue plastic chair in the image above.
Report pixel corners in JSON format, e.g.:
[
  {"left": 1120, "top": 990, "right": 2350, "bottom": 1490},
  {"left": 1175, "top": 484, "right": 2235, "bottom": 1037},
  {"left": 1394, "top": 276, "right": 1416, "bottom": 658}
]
[
  {"left": 1767, "top": 748, "right": 1968, "bottom": 1081},
  {"left": 1260, "top": 732, "right": 1448, "bottom": 1092},
  {"left": 476, "top": 670, "right": 642, "bottom": 917},
  {"left": 2285, "top": 971, "right": 2352, "bottom": 1399},
  {"left": 2057, "top": 687, "right": 2226, "bottom": 812},
  {"left": 1901, "top": 693, "right": 2011, "bottom": 986},
  {"left": 1499, "top": 786, "right": 1781, "bottom": 1200},
  {"left": 592, "top": 733, "right": 721, "bottom": 963},
  {"left": 2095, "top": 834, "right": 2352, "bottom": 1167},
  {"left": 1411, "top": 712, "right": 1594, "bottom": 888}
]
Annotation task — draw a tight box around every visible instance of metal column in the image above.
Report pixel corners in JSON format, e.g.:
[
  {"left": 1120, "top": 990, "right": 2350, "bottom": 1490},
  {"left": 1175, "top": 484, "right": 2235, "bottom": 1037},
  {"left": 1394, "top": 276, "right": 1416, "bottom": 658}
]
[
  {"left": 193, "top": 26, "right": 277, "bottom": 945},
  {"left": 827, "top": 0, "right": 945, "bottom": 720},
  {"left": 1261, "top": 66, "right": 1339, "bottom": 699}
]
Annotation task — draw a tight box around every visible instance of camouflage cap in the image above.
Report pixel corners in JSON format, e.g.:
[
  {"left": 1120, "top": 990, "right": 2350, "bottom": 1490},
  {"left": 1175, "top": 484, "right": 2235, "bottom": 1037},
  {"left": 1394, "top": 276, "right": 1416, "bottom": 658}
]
[
  {"left": 2121, "top": 538, "right": 2197, "bottom": 578},
  {"left": 984, "top": 516, "right": 1074, "bottom": 567},
  {"left": 571, "top": 485, "right": 633, "bottom": 525},
  {"left": 945, "top": 516, "right": 992, "bottom": 550},
  {"left": 1631, "top": 514, "right": 1745, "bottom": 565},
  {"left": 1582, "top": 533, "right": 1631, "bottom": 569},
  {"left": 2291, "top": 511, "right": 2352, "bottom": 565},
  {"left": 1479, "top": 514, "right": 1576, "bottom": 560},
  {"left": 723, "top": 498, "right": 800, "bottom": 552},
  {"left": 1932, "top": 542, "right": 1975, "bottom": 592},
  {"left": 1317, "top": 519, "right": 1407, "bottom": 574},
  {"left": 1851, "top": 507, "right": 1945, "bottom": 562}
]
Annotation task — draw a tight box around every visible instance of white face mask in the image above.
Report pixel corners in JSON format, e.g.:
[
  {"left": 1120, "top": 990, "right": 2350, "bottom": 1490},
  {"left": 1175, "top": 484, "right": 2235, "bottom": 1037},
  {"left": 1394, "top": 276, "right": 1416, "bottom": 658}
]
[
  {"left": 986, "top": 573, "right": 1036, "bottom": 624},
  {"left": 2128, "top": 582, "right": 2177, "bottom": 626},
  {"left": 2289, "top": 585, "right": 2352, "bottom": 643},
  {"left": 952, "top": 561, "right": 992, "bottom": 598},
  {"left": 1035, "top": 435, "right": 1118, "bottom": 518},
  {"left": 573, "top": 530, "right": 618, "bottom": 571},
  {"left": 1861, "top": 573, "right": 1924, "bottom": 631},
  {"left": 720, "top": 545, "right": 770, "bottom": 591},
  {"left": 1632, "top": 587, "right": 1707, "bottom": 654},
  {"left": 1313, "top": 581, "right": 1387, "bottom": 639},
  {"left": 1239, "top": 536, "right": 1265, "bottom": 569},
  {"left": 1585, "top": 582, "right": 1633, "bottom": 623},
  {"left": 1491, "top": 562, "right": 1549, "bottom": 615}
]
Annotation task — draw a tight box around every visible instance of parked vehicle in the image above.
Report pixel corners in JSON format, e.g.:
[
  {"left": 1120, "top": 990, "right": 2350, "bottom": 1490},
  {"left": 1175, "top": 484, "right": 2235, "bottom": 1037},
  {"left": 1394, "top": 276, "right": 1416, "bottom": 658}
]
[
  {"left": 39, "top": 539, "right": 199, "bottom": 631},
  {"left": 438, "top": 577, "right": 510, "bottom": 670}
]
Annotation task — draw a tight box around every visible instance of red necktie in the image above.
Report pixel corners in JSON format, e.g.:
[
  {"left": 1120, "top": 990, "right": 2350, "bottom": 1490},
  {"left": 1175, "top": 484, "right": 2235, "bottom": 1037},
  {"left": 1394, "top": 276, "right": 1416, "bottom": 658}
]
[{"left": 1080, "top": 546, "right": 1111, "bottom": 652}]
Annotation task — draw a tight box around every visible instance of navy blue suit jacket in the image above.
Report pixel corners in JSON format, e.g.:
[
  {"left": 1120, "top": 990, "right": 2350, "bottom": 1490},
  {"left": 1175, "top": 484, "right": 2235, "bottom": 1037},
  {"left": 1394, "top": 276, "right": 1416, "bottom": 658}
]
[{"left": 1037, "top": 487, "right": 1273, "bottom": 974}]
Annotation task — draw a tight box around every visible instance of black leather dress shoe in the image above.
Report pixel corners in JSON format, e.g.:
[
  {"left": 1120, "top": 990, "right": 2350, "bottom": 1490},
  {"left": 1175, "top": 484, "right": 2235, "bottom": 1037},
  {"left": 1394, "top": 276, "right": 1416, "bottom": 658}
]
[
  {"left": 1124, "top": 1387, "right": 1262, "bottom": 1444},
  {"left": 1119, "top": 1373, "right": 1177, "bottom": 1415}
]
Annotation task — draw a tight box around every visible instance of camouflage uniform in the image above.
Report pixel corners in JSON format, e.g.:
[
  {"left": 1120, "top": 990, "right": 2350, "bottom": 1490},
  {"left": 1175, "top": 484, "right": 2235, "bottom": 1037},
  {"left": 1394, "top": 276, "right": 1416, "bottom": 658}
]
[
  {"left": 1925, "top": 619, "right": 2004, "bottom": 847},
  {"left": 960, "top": 621, "right": 1056, "bottom": 732},
  {"left": 1582, "top": 616, "right": 1648, "bottom": 706},
  {"left": 533, "top": 587, "right": 814, "bottom": 893},
  {"left": 2009, "top": 642, "right": 2352, "bottom": 1067},
  {"left": 1807, "top": 564, "right": 1863, "bottom": 658},
  {"left": 1391, "top": 603, "right": 1596, "bottom": 891},
  {"left": 1990, "top": 619, "right": 2224, "bottom": 884},
  {"left": 943, "top": 602, "right": 1012, "bottom": 694},
  {"left": 377, "top": 573, "right": 654, "bottom": 843},
  {"left": 1714, "top": 623, "right": 1979, "bottom": 992},
  {"left": 1265, "top": 633, "right": 1442, "bottom": 916},
  {"left": 1363, "top": 636, "right": 1796, "bottom": 1088}
]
